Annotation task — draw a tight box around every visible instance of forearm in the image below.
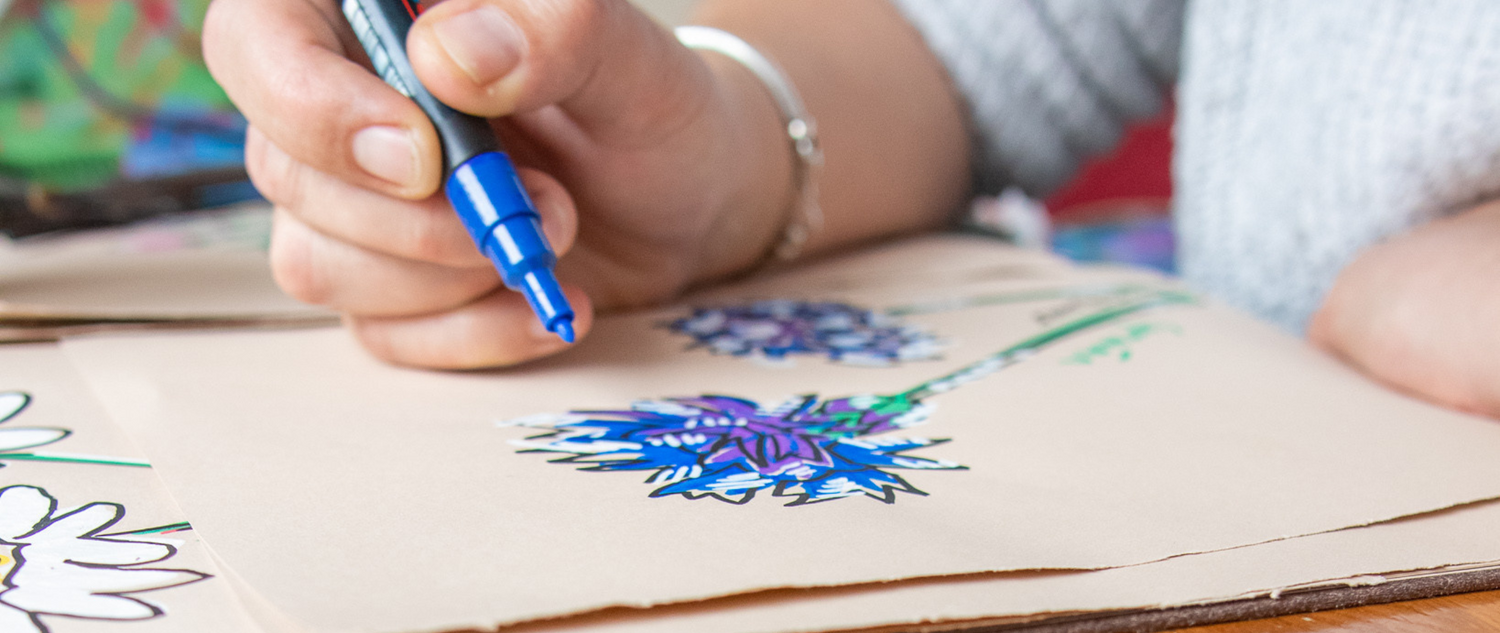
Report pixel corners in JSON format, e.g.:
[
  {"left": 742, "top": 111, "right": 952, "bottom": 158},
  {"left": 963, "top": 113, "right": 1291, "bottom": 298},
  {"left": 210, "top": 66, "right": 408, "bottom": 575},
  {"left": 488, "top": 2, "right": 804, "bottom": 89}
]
[
  {"left": 689, "top": 0, "right": 972, "bottom": 273},
  {"left": 1310, "top": 200, "right": 1500, "bottom": 417}
]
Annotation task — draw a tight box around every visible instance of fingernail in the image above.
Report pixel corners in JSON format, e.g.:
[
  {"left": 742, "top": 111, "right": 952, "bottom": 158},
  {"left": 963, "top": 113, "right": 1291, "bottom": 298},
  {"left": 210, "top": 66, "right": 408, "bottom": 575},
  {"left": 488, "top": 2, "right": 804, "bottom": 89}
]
[
  {"left": 432, "top": 5, "right": 525, "bottom": 87},
  {"left": 352, "top": 126, "right": 418, "bottom": 187}
]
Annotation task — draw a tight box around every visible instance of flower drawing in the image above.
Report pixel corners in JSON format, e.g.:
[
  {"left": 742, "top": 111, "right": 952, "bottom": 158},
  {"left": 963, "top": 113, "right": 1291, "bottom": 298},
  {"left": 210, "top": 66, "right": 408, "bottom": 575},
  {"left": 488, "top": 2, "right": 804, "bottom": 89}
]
[
  {"left": 509, "top": 393, "right": 961, "bottom": 505},
  {"left": 0, "top": 485, "right": 206, "bottom": 632},
  {"left": 511, "top": 290, "right": 1196, "bottom": 506},
  {"left": 0, "top": 394, "right": 68, "bottom": 462},
  {"left": 667, "top": 300, "right": 943, "bottom": 366},
  {"left": 0, "top": 393, "right": 148, "bottom": 469}
]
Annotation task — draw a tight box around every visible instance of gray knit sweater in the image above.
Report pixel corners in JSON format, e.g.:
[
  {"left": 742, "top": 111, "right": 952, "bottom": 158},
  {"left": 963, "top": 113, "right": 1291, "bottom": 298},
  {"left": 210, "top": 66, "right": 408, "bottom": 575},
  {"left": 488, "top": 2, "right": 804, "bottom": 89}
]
[{"left": 892, "top": 0, "right": 1500, "bottom": 332}]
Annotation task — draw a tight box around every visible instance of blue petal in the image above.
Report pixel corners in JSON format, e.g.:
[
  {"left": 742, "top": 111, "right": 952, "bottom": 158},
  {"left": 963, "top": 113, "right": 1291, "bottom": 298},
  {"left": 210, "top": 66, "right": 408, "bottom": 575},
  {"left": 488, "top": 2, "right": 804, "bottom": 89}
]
[
  {"left": 831, "top": 437, "right": 966, "bottom": 470},
  {"left": 651, "top": 464, "right": 777, "bottom": 503}
]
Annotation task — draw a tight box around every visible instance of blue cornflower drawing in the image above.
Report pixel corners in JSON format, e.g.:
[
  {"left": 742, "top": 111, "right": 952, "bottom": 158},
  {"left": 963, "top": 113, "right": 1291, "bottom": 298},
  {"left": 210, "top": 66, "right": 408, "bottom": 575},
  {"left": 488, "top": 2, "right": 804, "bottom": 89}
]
[
  {"left": 507, "top": 393, "right": 958, "bottom": 505},
  {"left": 667, "top": 300, "right": 943, "bottom": 366},
  {"left": 510, "top": 290, "right": 1195, "bottom": 506}
]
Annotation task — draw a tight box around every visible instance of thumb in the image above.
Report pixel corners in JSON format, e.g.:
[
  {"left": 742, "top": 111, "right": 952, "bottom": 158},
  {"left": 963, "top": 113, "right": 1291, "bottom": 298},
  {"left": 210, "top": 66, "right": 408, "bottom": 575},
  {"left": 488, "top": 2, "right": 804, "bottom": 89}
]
[{"left": 406, "top": 0, "right": 710, "bottom": 142}]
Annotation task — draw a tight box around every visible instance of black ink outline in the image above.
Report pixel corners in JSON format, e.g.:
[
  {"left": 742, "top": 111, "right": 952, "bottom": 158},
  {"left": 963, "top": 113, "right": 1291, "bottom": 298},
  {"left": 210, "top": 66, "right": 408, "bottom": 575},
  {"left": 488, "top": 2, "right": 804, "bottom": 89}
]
[
  {"left": 508, "top": 289, "right": 1194, "bottom": 508},
  {"left": 0, "top": 393, "right": 30, "bottom": 424},
  {"left": 0, "top": 392, "right": 74, "bottom": 468},
  {"left": 513, "top": 398, "right": 966, "bottom": 507},
  {"left": 0, "top": 485, "right": 210, "bottom": 632},
  {"left": 661, "top": 301, "right": 943, "bottom": 367}
]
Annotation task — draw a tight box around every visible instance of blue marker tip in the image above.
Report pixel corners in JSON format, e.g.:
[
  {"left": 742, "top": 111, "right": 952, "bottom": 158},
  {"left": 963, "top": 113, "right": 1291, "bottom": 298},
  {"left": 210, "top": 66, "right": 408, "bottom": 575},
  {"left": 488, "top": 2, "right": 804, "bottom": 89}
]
[
  {"left": 446, "top": 153, "right": 575, "bottom": 344},
  {"left": 553, "top": 319, "right": 576, "bottom": 343}
]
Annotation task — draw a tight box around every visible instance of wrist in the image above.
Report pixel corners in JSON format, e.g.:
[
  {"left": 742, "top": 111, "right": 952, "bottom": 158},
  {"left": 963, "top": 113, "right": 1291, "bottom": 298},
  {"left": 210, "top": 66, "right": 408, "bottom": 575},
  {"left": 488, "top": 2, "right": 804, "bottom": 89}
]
[{"left": 687, "top": 50, "right": 799, "bottom": 283}]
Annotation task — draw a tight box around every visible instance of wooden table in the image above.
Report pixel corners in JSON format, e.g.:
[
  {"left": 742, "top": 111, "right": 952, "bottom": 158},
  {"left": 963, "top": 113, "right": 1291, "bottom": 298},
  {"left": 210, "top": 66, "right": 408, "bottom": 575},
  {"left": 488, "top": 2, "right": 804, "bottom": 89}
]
[{"left": 1176, "top": 589, "right": 1500, "bottom": 632}]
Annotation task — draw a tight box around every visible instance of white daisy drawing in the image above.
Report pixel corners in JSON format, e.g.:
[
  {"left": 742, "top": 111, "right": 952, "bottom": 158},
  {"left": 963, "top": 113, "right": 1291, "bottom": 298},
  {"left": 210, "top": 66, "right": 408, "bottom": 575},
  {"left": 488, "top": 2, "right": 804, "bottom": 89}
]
[
  {"left": 0, "top": 394, "right": 69, "bottom": 459},
  {"left": 0, "top": 485, "right": 207, "bottom": 632},
  {"left": 0, "top": 393, "right": 148, "bottom": 469}
]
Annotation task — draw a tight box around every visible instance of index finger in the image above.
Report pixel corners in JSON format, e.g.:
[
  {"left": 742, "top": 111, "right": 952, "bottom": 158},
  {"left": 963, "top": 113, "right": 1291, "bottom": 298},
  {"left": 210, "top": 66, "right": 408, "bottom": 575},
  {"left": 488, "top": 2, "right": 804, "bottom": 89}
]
[{"left": 203, "top": 0, "right": 443, "bottom": 198}]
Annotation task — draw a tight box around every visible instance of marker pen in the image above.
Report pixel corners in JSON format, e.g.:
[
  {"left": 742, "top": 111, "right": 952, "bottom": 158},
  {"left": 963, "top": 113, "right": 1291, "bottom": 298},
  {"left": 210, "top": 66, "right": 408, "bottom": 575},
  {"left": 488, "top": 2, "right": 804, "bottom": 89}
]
[{"left": 341, "top": 0, "right": 575, "bottom": 343}]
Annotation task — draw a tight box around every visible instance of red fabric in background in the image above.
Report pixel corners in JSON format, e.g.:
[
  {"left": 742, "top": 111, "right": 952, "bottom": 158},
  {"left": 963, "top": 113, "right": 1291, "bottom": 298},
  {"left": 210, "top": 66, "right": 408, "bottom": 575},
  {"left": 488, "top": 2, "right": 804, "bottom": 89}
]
[{"left": 1044, "top": 103, "right": 1174, "bottom": 223}]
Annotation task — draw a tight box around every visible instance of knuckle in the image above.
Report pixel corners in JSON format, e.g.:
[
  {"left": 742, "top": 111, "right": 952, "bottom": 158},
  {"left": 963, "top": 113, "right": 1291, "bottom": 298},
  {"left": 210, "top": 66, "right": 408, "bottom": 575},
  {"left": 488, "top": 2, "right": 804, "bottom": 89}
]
[
  {"left": 400, "top": 223, "right": 462, "bottom": 264},
  {"left": 552, "top": 0, "right": 611, "bottom": 46},
  {"left": 346, "top": 317, "right": 401, "bottom": 364},
  {"left": 242, "top": 133, "right": 275, "bottom": 197},
  {"left": 260, "top": 56, "right": 348, "bottom": 150},
  {"left": 268, "top": 217, "right": 332, "bottom": 305},
  {"left": 244, "top": 134, "right": 301, "bottom": 207},
  {"left": 200, "top": 0, "right": 238, "bottom": 77},
  {"left": 554, "top": 0, "right": 702, "bottom": 145},
  {"left": 397, "top": 208, "right": 478, "bottom": 265},
  {"left": 450, "top": 310, "right": 534, "bottom": 368},
  {"left": 262, "top": 72, "right": 317, "bottom": 122},
  {"left": 532, "top": 0, "right": 622, "bottom": 76}
]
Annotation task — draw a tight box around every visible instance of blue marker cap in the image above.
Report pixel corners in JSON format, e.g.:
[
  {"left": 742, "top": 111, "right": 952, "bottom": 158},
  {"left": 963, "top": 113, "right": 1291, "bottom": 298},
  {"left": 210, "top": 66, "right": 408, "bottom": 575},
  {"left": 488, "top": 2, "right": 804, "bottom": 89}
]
[{"left": 447, "top": 152, "right": 575, "bottom": 342}]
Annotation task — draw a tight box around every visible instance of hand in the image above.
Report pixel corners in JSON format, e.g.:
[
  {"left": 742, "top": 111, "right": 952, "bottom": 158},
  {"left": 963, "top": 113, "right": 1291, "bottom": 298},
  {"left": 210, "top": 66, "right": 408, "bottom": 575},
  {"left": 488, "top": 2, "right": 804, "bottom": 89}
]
[
  {"left": 1309, "top": 199, "right": 1500, "bottom": 418},
  {"left": 204, "top": 0, "right": 969, "bottom": 368},
  {"left": 204, "top": 0, "right": 795, "bottom": 368}
]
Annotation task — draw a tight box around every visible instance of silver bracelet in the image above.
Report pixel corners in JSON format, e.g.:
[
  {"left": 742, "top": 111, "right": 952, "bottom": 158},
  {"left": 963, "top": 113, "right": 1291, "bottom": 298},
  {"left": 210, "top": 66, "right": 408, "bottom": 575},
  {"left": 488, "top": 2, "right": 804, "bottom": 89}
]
[{"left": 675, "top": 25, "right": 823, "bottom": 264}]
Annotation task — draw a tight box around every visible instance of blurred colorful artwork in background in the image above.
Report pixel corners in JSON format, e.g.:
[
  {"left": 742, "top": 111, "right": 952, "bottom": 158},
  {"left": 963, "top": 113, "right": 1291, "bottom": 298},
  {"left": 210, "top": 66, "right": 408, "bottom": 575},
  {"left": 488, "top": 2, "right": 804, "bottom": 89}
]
[
  {"left": 1050, "top": 214, "right": 1175, "bottom": 275},
  {"left": 0, "top": 0, "right": 257, "bottom": 237},
  {"left": 0, "top": 0, "right": 1183, "bottom": 273},
  {"left": 1044, "top": 102, "right": 1177, "bottom": 274}
]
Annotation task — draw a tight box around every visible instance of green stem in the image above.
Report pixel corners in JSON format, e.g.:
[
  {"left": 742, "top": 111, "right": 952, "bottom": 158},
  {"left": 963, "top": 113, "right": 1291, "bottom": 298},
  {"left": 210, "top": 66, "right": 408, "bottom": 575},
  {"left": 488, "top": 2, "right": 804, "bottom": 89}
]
[
  {"left": 884, "top": 284, "right": 1149, "bottom": 317},
  {"left": 0, "top": 452, "right": 150, "bottom": 468},
  {"left": 106, "top": 522, "right": 192, "bottom": 536},
  {"left": 899, "top": 290, "right": 1195, "bottom": 401}
]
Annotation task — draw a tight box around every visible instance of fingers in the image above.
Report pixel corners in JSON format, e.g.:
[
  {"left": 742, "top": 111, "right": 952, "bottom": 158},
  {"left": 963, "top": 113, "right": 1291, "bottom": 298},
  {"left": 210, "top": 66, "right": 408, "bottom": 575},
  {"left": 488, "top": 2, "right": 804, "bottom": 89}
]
[
  {"left": 203, "top": 0, "right": 442, "bottom": 198},
  {"left": 406, "top": 0, "right": 713, "bottom": 144},
  {"left": 247, "top": 126, "right": 480, "bottom": 268},
  {"left": 247, "top": 127, "right": 579, "bottom": 268},
  {"left": 347, "top": 287, "right": 594, "bottom": 368},
  {"left": 256, "top": 120, "right": 590, "bottom": 366},
  {"left": 269, "top": 208, "right": 502, "bottom": 316}
]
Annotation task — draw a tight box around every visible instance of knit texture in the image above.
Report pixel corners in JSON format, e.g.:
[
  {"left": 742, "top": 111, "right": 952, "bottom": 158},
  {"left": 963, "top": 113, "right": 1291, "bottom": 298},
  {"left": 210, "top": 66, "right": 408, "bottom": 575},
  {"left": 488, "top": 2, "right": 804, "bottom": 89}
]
[
  {"left": 1176, "top": 0, "right": 1500, "bottom": 331},
  {"left": 893, "top": 0, "right": 1500, "bottom": 332},
  {"left": 890, "top": 0, "right": 1182, "bottom": 197}
]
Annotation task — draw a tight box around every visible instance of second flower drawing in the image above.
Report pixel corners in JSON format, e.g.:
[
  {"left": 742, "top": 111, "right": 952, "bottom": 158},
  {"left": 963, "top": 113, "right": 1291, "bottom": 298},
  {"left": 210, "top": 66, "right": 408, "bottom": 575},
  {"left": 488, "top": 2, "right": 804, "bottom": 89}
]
[{"left": 506, "top": 290, "right": 1194, "bottom": 506}]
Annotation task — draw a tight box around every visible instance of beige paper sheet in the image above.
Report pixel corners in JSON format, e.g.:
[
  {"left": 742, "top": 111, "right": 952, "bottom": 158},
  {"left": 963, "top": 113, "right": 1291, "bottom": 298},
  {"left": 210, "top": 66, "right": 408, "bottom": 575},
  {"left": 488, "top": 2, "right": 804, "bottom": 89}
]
[
  {"left": 0, "top": 204, "right": 327, "bottom": 321},
  {"left": 0, "top": 344, "right": 264, "bottom": 633},
  {"left": 499, "top": 500, "right": 1500, "bottom": 633},
  {"left": 190, "top": 497, "right": 1500, "bottom": 633},
  {"left": 59, "top": 235, "right": 1500, "bottom": 632},
  {"left": 0, "top": 317, "right": 340, "bottom": 345}
]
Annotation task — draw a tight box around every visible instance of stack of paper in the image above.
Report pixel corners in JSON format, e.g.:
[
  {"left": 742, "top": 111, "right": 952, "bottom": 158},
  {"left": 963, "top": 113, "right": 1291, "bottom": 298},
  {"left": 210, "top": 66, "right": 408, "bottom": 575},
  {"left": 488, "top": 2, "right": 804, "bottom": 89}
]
[
  {"left": 8, "top": 234, "right": 1500, "bottom": 633},
  {"left": 0, "top": 204, "right": 333, "bottom": 343}
]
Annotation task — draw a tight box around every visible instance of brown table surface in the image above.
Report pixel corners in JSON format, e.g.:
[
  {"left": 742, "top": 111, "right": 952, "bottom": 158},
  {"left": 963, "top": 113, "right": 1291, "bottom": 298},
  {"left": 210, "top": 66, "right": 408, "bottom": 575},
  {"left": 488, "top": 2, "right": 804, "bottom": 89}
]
[{"left": 1173, "top": 589, "right": 1500, "bottom": 632}]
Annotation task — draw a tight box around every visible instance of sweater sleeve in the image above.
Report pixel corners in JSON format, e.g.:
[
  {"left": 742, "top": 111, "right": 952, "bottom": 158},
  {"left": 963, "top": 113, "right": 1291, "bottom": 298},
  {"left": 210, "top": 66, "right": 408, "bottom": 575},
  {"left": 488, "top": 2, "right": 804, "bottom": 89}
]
[{"left": 889, "top": 0, "right": 1185, "bottom": 196}]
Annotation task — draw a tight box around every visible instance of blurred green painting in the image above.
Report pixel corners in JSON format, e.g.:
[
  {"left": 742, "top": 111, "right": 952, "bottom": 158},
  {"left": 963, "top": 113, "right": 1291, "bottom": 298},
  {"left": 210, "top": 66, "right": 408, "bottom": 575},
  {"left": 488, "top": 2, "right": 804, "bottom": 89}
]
[{"left": 0, "top": 0, "right": 246, "bottom": 192}]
